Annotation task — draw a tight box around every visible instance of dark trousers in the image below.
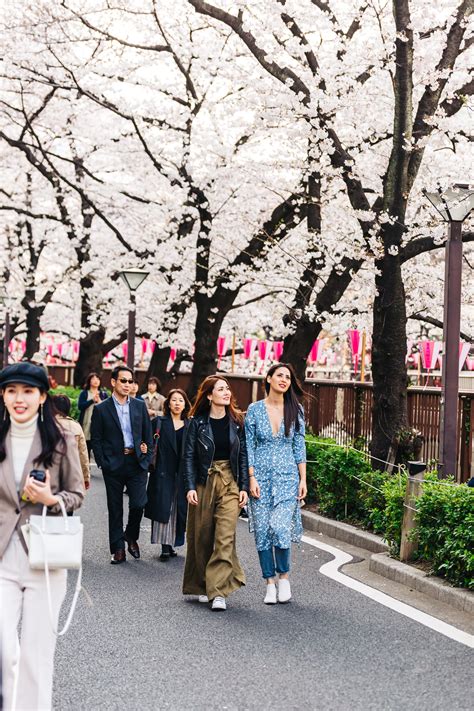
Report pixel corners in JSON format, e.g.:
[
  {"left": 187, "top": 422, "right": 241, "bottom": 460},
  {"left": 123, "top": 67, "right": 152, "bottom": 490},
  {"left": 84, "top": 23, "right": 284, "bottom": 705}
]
[{"left": 103, "top": 457, "right": 148, "bottom": 553}]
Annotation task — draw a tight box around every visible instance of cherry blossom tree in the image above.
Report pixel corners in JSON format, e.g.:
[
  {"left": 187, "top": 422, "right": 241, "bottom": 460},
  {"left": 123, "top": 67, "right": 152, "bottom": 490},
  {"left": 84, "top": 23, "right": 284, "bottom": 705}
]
[{"left": 186, "top": 0, "right": 474, "bottom": 463}]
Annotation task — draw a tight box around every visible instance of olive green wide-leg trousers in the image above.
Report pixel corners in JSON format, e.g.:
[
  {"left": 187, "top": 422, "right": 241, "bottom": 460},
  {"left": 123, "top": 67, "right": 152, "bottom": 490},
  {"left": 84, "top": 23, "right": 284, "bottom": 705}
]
[{"left": 183, "top": 460, "right": 245, "bottom": 600}]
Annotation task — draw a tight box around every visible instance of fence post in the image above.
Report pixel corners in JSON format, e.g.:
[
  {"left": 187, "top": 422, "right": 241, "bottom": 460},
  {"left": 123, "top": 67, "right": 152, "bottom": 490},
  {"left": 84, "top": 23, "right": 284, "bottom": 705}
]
[
  {"left": 459, "top": 396, "right": 472, "bottom": 484},
  {"left": 354, "top": 385, "right": 363, "bottom": 440},
  {"left": 399, "top": 461, "right": 426, "bottom": 562}
]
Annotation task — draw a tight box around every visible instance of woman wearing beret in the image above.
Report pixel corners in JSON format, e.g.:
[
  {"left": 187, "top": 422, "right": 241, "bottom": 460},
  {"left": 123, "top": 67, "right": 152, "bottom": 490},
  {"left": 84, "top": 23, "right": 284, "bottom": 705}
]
[
  {"left": 0, "top": 362, "right": 84, "bottom": 710},
  {"left": 145, "top": 389, "right": 191, "bottom": 561}
]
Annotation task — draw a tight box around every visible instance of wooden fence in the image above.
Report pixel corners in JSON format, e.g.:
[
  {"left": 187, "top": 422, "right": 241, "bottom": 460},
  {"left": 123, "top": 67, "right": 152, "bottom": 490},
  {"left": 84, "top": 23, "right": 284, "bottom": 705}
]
[{"left": 49, "top": 366, "right": 473, "bottom": 482}]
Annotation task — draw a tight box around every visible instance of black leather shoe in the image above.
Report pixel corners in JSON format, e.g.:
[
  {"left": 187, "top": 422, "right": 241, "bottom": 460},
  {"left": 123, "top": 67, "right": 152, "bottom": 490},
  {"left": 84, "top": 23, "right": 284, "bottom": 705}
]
[
  {"left": 159, "top": 552, "right": 170, "bottom": 562},
  {"left": 125, "top": 537, "right": 140, "bottom": 559},
  {"left": 169, "top": 548, "right": 178, "bottom": 557},
  {"left": 111, "top": 549, "right": 126, "bottom": 564}
]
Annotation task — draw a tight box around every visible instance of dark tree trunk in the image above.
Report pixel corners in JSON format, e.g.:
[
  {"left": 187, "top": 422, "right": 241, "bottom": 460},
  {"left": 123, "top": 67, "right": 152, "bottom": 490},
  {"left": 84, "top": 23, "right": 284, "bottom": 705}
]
[
  {"left": 283, "top": 323, "right": 323, "bottom": 384},
  {"left": 187, "top": 302, "right": 222, "bottom": 399},
  {"left": 145, "top": 344, "right": 171, "bottom": 387},
  {"left": 23, "top": 289, "right": 42, "bottom": 360},
  {"left": 371, "top": 250, "right": 408, "bottom": 468},
  {"left": 74, "top": 328, "right": 106, "bottom": 387}
]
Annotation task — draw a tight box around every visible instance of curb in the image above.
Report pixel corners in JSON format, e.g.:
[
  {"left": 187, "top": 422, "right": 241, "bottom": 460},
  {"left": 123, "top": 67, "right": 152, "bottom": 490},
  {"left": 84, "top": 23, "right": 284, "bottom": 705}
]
[
  {"left": 369, "top": 552, "right": 474, "bottom": 614},
  {"left": 301, "top": 510, "right": 389, "bottom": 554},
  {"left": 301, "top": 510, "right": 473, "bottom": 613}
]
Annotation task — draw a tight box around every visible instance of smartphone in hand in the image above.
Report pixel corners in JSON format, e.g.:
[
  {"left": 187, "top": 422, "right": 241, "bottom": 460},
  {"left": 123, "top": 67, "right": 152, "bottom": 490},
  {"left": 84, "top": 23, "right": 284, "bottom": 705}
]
[{"left": 21, "top": 469, "right": 46, "bottom": 501}]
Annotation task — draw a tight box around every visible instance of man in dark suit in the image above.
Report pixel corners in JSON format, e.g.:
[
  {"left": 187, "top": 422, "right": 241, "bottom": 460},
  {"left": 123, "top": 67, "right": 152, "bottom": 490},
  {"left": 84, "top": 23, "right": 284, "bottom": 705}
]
[{"left": 91, "top": 366, "right": 153, "bottom": 564}]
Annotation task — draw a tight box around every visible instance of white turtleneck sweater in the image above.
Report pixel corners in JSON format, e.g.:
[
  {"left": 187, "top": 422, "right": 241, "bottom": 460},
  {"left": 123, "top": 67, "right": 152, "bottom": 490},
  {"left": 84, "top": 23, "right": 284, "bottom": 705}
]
[{"left": 10, "top": 414, "right": 39, "bottom": 490}]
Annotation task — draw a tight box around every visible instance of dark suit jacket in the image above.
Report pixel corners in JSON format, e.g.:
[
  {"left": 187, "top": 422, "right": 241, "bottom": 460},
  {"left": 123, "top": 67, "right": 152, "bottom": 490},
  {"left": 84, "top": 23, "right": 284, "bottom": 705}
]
[
  {"left": 144, "top": 416, "right": 189, "bottom": 523},
  {"left": 91, "top": 396, "right": 153, "bottom": 473}
]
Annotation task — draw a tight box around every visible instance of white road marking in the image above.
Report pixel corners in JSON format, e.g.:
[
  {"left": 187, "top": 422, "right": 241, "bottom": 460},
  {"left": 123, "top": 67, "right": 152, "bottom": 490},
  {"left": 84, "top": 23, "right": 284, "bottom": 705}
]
[{"left": 302, "top": 535, "right": 474, "bottom": 649}]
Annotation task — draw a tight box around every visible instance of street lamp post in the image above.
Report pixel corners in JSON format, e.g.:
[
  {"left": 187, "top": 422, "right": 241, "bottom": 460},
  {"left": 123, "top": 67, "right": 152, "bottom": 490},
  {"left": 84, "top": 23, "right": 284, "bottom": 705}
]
[
  {"left": 119, "top": 269, "right": 150, "bottom": 370},
  {"left": 0, "top": 292, "right": 11, "bottom": 369},
  {"left": 424, "top": 184, "right": 474, "bottom": 478}
]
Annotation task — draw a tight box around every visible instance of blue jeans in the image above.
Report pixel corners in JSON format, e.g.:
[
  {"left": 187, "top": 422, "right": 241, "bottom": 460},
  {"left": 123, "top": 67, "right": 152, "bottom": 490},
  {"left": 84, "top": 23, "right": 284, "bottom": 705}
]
[{"left": 258, "top": 547, "right": 291, "bottom": 579}]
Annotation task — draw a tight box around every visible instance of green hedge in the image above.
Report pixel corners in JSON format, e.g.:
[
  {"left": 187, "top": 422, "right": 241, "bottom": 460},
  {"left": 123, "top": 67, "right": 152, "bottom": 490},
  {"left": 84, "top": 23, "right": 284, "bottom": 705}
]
[
  {"left": 415, "top": 476, "right": 474, "bottom": 589},
  {"left": 50, "top": 386, "right": 82, "bottom": 421},
  {"left": 305, "top": 435, "right": 474, "bottom": 588}
]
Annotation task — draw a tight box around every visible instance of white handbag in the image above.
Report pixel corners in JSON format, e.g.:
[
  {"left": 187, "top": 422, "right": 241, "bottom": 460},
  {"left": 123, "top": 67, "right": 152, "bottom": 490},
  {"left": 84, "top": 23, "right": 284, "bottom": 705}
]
[{"left": 27, "top": 499, "right": 84, "bottom": 636}]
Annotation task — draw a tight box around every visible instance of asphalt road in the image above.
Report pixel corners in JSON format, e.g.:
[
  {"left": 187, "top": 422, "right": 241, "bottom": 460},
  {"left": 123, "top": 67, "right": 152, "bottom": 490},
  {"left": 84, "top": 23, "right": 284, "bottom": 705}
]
[{"left": 53, "top": 468, "right": 472, "bottom": 710}]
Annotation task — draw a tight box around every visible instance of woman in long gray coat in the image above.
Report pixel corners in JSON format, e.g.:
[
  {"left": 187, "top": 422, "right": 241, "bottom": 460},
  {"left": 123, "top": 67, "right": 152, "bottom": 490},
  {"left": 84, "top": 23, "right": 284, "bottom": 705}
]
[{"left": 245, "top": 363, "right": 307, "bottom": 605}]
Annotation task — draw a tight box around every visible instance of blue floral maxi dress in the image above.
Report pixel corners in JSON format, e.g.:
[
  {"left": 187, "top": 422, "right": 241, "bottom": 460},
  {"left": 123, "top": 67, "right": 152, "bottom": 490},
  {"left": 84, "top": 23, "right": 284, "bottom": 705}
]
[{"left": 245, "top": 400, "right": 306, "bottom": 551}]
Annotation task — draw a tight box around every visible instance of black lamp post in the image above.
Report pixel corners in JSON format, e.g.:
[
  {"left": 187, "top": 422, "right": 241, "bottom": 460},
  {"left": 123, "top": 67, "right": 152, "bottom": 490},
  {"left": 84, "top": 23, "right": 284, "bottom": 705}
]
[
  {"left": 424, "top": 184, "right": 474, "bottom": 478},
  {"left": 119, "top": 269, "right": 150, "bottom": 370},
  {"left": 0, "top": 293, "right": 11, "bottom": 369}
]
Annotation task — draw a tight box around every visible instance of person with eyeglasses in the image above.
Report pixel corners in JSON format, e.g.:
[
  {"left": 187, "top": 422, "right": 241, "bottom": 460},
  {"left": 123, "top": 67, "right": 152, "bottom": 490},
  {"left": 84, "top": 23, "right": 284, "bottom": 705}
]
[{"left": 91, "top": 366, "right": 153, "bottom": 564}]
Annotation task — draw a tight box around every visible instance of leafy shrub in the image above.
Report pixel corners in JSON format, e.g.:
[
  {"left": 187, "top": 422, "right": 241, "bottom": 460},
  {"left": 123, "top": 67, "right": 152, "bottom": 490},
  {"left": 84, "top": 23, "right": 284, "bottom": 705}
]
[
  {"left": 305, "top": 435, "right": 472, "bottom": 587},
  {"left": 381, "top": 470, "right": 408, "bottom": 554},
  {"left": 357, "top": 468, "right": 392, "bottom": 533},
  {"left": 306, "top": 436, "right": 373, "bottom": 520},
  {"left": 50, "top": 386, "right": 82, "bottom": 421},
  {"left": 415, "top": 478, "right": 474, "bottom": 589}
]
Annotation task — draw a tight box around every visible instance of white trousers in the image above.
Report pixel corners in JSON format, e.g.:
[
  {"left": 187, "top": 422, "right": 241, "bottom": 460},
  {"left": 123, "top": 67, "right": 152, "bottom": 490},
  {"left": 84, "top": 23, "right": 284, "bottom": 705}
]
[{"left": 0, "top": 533, "right": 67, "bottom": 711}]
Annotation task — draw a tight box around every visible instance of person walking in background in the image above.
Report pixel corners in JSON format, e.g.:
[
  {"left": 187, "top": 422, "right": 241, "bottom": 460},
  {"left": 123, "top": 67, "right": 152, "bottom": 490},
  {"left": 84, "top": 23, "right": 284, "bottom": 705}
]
[
  {"left": 145, "top": 389, "right": 190, "bottom": 561},
  {"left": 129, "top": 377, "right": 143, "bottom": 400},
  {"left": 0, "top": 362, "right": 84, "bottom": 711},
  {"left": 142, "top": 376, "right": 166, "bottom": 418},
  {"left": 245, "top": 363, "right": 307, "bottom": 605},
  {"left": 182, "top": 376, "right": 248, "bottom": 611},
  {"left": 53, "top": 394, "right": 90, "bottom": 491},
  {"left": 91, "top": 366, "right": 153, "bottom": 564},
  {"left": 78, "top": 372, "right": 107, "bottom": 457}
]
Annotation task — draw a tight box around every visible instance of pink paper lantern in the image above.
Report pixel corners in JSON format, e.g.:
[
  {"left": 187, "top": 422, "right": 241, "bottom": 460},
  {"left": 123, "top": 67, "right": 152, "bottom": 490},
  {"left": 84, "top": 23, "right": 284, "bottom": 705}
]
[
  {"left": 308, "top": 340, "right": 321, "bottom": 363},
  {"left": 258, "top": 340, "right": 271, "bottom": 361},
  {"left": 419, "top": 341, "right": 442, "bottom": 370},
  {"left": 170, "top": 348, "right": 177, "bottom": 362},
  {"left": 273, "top": 341, "right": 284, "bottom": 362},
  {"left": 459, "top": 342, "right": 470, "bottom": 371},
  {"left": 348, "top": 330, "right": 361, "bottom": 372},
  {"left": 243, "top": 338, "right": 257, "bottom": 359},
  {"left": 122, "top": 342, "right": 128, "bottom": 361},
  {"left": 217, "top": 336, "right": 227, "bottom": 357}
]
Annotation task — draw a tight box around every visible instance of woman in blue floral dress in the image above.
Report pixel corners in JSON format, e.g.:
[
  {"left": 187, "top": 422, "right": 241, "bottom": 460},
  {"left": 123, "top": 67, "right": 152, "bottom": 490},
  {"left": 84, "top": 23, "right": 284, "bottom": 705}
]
[{"left": 245, "top": 363, "right": 307, "bottom": 604}]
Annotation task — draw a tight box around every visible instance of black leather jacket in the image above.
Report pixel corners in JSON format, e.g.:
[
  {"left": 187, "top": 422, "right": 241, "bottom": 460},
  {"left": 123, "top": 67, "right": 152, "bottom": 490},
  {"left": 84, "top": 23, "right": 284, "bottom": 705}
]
[{"left": 182, "top": 414, "right": 249, "bottom": 493}]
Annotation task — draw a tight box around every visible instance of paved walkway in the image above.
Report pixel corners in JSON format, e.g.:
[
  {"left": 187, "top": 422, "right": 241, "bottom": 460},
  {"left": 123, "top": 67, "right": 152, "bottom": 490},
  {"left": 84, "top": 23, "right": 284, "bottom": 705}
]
[{"left": 53, "top": 469, "right": 473, "bottom": 710}]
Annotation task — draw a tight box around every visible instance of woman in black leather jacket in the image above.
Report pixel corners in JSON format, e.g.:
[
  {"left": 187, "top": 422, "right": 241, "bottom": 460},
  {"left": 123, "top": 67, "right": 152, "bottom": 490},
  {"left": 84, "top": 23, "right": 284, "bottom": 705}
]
[{"left": 182, "top": 375, "right": 249, "bottom": 611}]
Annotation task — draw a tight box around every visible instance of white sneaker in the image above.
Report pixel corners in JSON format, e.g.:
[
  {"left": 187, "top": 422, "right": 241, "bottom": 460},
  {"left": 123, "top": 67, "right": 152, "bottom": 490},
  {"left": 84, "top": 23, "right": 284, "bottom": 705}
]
[
  {"left": 278, "top": 578, "right": 291, "bottom": 603},
  {"left": 263, "top": 583, "right": 277, "bottom": 604},
  {"left": 198, "top": 595, "right": 209, "bottom": 603},
  {"left": 211, "top": 596, "right": 226, "bottom": 611}
]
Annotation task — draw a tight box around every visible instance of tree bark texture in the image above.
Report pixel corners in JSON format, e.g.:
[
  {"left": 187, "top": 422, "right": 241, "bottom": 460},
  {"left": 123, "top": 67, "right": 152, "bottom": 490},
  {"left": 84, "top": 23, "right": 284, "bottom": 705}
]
[{"left": 371, "top": 250, "right": 408, "bottom": 468}]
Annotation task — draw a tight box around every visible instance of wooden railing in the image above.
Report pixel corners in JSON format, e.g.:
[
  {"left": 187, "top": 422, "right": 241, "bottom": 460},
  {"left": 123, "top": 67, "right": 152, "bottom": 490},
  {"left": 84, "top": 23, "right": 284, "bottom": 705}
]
[{"left": 49, "top": 366, "right": 473, "bottom": 482}]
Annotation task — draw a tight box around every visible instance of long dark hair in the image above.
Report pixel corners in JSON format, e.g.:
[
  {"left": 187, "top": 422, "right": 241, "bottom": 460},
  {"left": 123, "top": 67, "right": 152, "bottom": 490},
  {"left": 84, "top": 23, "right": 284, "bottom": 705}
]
[
  {"left": 163, "top": 388, "right": 191, "bottom": 419},
  {"left": 0, "top": 392, "right": 66, "bottom": 468},
  {"left": 265, "top": 362, "right": 304, "bottom": 436},
  {"left": 190, "top": 376, "right": 243, "bottom": 426}
]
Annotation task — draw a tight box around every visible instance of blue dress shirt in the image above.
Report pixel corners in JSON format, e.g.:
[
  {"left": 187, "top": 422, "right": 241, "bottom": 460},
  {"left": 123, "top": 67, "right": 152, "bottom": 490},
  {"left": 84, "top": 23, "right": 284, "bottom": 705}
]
[{"left": 112, "top": 395, "right": 134, "bottom": 448}]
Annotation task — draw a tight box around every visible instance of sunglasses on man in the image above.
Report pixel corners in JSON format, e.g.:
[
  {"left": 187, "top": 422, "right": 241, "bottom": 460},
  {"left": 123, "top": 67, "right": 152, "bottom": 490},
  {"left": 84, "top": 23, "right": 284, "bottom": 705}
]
[{"left": 117, "top": 377, "right": 134, "bottom": 384}]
